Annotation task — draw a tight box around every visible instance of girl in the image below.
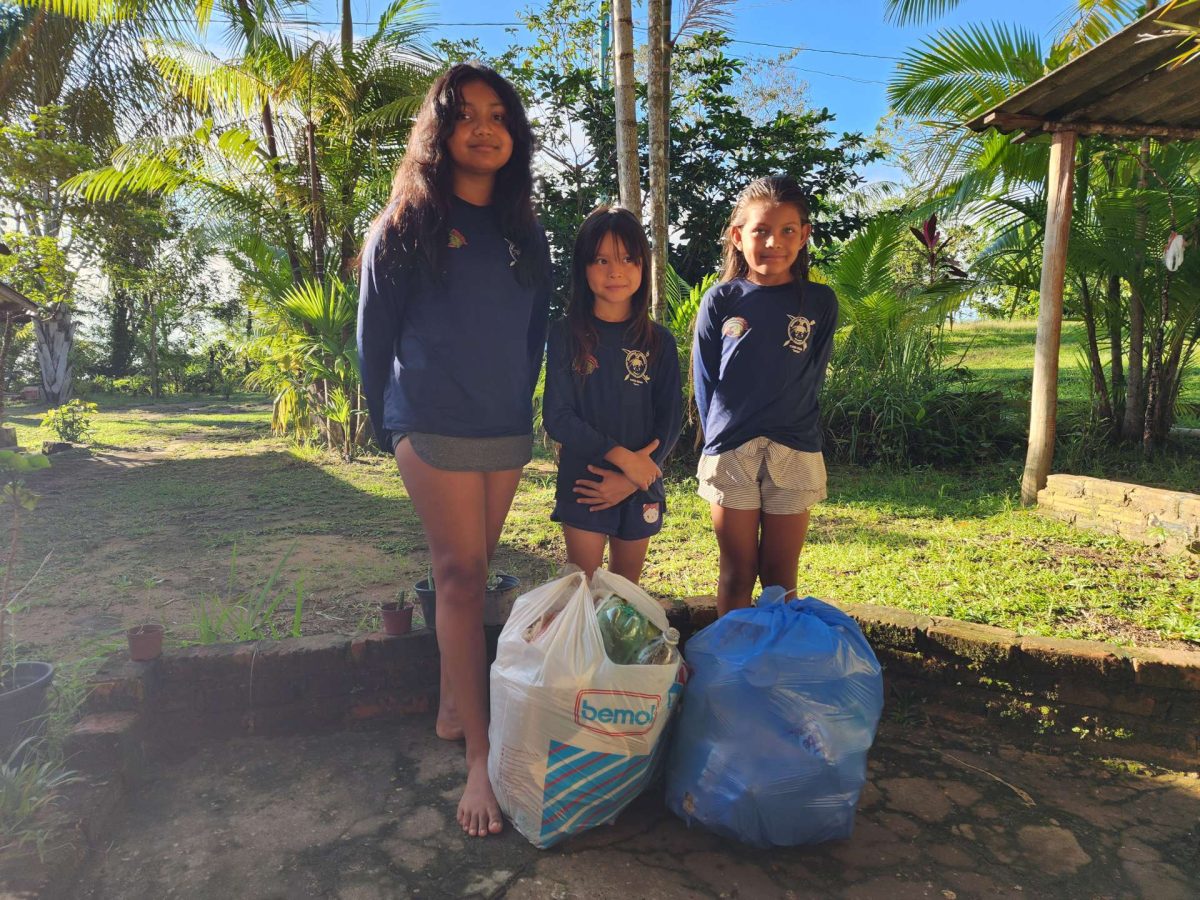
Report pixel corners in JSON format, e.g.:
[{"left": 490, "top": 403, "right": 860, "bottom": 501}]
[
  {"left": 692, "top": 176, "right": 837, "bottom": 616},
  {"left": 357, "top": 63, "right": 551, "bottom": 838},
  {"left": 543, "top": 206, "right": 681, "bottom": 583}
]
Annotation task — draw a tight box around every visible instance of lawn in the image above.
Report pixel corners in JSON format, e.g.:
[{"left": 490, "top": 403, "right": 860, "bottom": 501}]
[{"left": 5, "top": 321, "right": 1197, "bottom": 668}]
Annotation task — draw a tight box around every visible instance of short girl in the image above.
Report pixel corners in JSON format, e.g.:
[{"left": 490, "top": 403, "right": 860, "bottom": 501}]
[
  {"left": 358, "top": 64, "right": 551, "bottom": 837},
  {"left": 692, "top": 176, "right": 837, "bottom": 616},
  {"left": 543, "top": 206, "right": 681, "bottom": 583}
]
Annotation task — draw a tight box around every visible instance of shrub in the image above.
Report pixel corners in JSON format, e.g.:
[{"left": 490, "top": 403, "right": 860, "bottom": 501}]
[{"left": 41, "top": 400, "right": 98, "bottom": 443}]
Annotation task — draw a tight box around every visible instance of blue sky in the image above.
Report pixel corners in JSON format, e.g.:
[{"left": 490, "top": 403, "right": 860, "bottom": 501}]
[{"left": 312, "top": 0, "right": 1067, "bottom": 137}]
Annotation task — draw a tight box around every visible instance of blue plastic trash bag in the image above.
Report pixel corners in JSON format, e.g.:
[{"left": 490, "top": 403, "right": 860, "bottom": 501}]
[{"left": 665, "top": 588, "right": 883, "bottom": 848}]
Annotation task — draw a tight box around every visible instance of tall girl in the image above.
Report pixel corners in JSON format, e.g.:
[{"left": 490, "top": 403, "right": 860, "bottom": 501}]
[
  {"left": 692, "top": 176, "right": 837, "bottom": 616},
  {"left": 544, "top": 206, "right": 681, "bottom": 582},
  {"left": 358, "top": 63, "right": 550, "bottom": 837}
]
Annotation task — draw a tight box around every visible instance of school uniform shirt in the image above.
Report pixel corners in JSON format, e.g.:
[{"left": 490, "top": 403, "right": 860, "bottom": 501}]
[
  {"left": 543, "top": 316, "right": 682, "bottom": 506},
  {"left": 357, "top": 197, "right": 552, "bottom": 451},
  {"left": 692, "top": 277, "right": 838, "bottom": 456}
]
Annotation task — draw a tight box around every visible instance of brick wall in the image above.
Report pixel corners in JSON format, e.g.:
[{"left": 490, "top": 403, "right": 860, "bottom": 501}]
[{"left": 1038, "top": 474, "right": 1200, "bottom": 554}]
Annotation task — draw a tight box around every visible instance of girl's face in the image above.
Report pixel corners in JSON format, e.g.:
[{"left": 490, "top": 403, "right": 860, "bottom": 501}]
[
  {"left": 585, "top": 232, "right": 642, "bottom": 320},
  {"left": 446, "top": 79, "right": 514, "bottom": 177},
  {"left": 731, "top": 200, "right": 811, "bottom": 286}
]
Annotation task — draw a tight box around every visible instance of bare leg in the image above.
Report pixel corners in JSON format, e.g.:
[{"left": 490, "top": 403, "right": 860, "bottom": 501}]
[
  {"left": 710, "top": 503, "right": 761, "bottom": 616},
  {"left": 431, "top": 468, "right": 521, "bottom": 742},
  {"left": 758, "top": 510, "right": 812, "bottom": 597},
  {"left": 562, "top": 525, "right": 607, "bottom": 578},
  {"left": 608, "top": 536, "right": 651, "bottom": 585},
  {"left": 394, "top": 440, "right": 505, "bottom": 837}
]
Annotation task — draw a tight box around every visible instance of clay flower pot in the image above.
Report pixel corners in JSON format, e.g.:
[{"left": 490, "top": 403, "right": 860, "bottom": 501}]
[
  {"left": 127, "top": 623, "right": 164, "bottom": 661},
  {"left": 380, "top": 602, "right": 414, "bottom": 636}
]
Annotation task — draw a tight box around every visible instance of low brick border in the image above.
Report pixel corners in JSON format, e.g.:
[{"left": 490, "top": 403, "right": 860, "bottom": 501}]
[
  {"left": 677, "top": 596, "right": 1199, "bottom": 771},
  {"left": 1038, "top": 473, "right": 1200, "bottom": 554}
]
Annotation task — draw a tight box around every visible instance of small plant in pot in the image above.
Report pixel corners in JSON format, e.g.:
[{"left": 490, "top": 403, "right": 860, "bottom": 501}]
[
  {"left": 379, "top": 590, "right": 414, "bottom": 636},
  {"left": 414, "top": 567, "right": 520, "bottom": 631},
  {"left": 0, "top": 450, "right": 53, "bottom": 754}
]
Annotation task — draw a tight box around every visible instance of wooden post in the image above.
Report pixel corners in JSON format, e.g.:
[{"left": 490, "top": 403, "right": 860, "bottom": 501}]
[{"left": 1021, "top": 129, "right": 1077, "bottom": 506}]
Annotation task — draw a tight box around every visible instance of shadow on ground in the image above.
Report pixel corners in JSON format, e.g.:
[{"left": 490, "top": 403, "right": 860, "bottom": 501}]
[
  {"left": 17, "top": 447, "right": 555, "bottom": 660},
  {"left": 68, "top": 717, "right": 1200, "bottom": 899}
]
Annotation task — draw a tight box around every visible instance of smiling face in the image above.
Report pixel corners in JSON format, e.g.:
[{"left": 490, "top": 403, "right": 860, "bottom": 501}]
[
  {"left": 731, "top": 200, "right": 812, "bottom": 287},
  {"left": 445, "top": 78, "right": 514, "bottom": 178},
  {"left": 585, "top": 231, "right": 643, "bottom": 321}
]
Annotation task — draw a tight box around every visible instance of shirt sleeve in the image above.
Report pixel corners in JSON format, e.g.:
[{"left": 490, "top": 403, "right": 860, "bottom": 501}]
[
  {"left": 650, "top": 330, "right": 682, "bottom": 466},
  {"left": 357, "top": 230, "right": 404, "bottom": 453},
  {"left": 526, "top": 231, "right": 552, "bottom": 398},
  {"left": 813, "top": 287, "right": 839, "bottom": 392},
  {"left": 541, "top": 325, "right": 619, "bottom": 461},
  {"left": 691, "top": 284, "right": 724, "bottom": 437}
]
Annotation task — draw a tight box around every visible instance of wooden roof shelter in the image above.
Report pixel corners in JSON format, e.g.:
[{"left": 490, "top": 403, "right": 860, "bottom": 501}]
[
  {"left": 966, "top": 2, "right": 1200, "bottom": 505},
  {"left": 0, "top": 281, "right": 38, "bottom": 322}
]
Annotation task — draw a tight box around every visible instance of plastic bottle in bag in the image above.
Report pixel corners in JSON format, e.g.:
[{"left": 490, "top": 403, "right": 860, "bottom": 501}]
[
  {"left": 595, "top": 593, "right": 661, "bottom": 664},
  {"left": 635, "top": 627, "right": 680, "bottom": 665}
]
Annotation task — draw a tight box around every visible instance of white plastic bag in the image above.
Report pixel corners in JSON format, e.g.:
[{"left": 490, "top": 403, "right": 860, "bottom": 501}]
[{"left": 488, "top": 569, "right": 682, "bottom": 848}]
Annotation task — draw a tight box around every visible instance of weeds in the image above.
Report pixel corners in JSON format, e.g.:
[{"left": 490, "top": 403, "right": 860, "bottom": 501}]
[
  {"left": 193, "top": 545, "right": 305, "bottom": 643},
  {"left": 0, "top": 739, "right": 81, "bottom": 857}
]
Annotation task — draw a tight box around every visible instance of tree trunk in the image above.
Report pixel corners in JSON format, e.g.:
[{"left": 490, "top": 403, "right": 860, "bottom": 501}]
[
  {"left": 1121, "top": 138, "right": 1151, "bottom": 441},
  {"left": 306, "top": 120, "right": 327, "bottom": 282},
  {"left": 34, "top": 304, "right": 73, "bottom": 406},
  {"left": 647, "top": 0, "right": 670, "bottom": 323},
  {"left": 1143, "top": 272, "right": 1170, "bottom": 451},
  {"left": 611, "top": 0, "right": 640, "bottom": 212},
  {"left": 1021, "top": 130, "right": 1076, "bottom": 506},
  {"left": 1105, "top": 273, "right": 1124, "bottom": 425},
  {"left": 1078, "top": 274, "right": 1113, "bottom": 425},
  {"left": 0, "top": 314, "right": 13, "bottom": 421},
  {"left": 148, "top": 300, "right": 160, "bottom": 400}
]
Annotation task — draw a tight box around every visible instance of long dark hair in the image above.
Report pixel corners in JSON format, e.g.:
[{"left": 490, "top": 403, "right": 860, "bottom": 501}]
[
  {"left": 567, "top": 206, "right": 659, "bottom": 375},
  {"left": 363, "top": 63, "right": 543, "bottom": 285},
  {"left": 720, "top": 175, "right": 811, "bottom": 285}
]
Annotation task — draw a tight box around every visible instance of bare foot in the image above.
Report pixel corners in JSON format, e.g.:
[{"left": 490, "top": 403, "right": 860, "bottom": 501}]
[
  {"left": 457, "top": 761, "right": 503, "bottom": 837},
  {"left": 435, "top": 705, "right": 464, "bottom": 742}
]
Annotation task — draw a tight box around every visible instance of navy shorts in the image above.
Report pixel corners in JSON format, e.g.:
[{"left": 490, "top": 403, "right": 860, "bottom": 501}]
[{"left": 551, "top": 493, "right": 664, "bottom": 542}]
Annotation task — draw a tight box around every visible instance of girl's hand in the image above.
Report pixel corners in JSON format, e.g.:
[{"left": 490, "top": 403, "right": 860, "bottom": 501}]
[
  {"left": 574, "top": 466, "right": 638, "bottom": 512},
  {"left": 612, "top": 439, "right": 660, "bottom": 491}
]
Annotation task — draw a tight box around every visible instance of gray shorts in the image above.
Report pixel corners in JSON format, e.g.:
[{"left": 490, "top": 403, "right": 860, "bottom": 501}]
[{"left": 394, "top": 432, "right": 532, "bottom": 472}]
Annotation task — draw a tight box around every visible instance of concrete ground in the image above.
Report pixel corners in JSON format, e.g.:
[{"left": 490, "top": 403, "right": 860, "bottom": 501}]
[{"left": 70, "top": 718, "right": 1199, "bottom": 900}]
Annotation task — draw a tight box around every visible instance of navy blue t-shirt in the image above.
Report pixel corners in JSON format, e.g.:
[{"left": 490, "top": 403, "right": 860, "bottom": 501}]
[
  {"left": 692, "top": 277, "right": 838, "bottom": 456},
  {"left": 357, "top": 197, "right": 551, "bottom": 450},
  {"left": 543, "top": 317, "right": 682, "bottom": 505}
]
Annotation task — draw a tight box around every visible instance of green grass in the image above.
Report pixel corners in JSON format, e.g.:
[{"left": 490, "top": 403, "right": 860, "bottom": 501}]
[
  {"left": 946, "top": 319, "right": 1200, "bottom": 429},
  {"left": 4, "top": 330, "right": 1197, "bottom": 664}
]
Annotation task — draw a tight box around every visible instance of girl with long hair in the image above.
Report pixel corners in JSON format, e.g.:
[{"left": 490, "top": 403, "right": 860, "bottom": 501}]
[{"left": 357, "top": 63, "right": 551, "bottom": 837}]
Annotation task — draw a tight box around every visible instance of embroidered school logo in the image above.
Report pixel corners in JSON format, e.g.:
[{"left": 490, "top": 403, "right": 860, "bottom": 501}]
[
  {"left": 506, "top": 238, "right": 521, "bottom": 267},
  {"left": 783, "top": 314, "right": 816, "bottom": 353},
  {"left": 623, "top": 349, "right": 650, "bottom": 385},
  {"left": 642, "top": 503, "right": 660, "bottom": 524},
  {"left": 722, "top": 316, "right": 750, "bottom": 339},
  {"left": 447, "top": 228, "right": 467, "bottom": 249}
]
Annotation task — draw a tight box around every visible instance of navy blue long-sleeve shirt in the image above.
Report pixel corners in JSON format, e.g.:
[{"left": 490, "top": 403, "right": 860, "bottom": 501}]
[
  {"left": 543, "top": 317, "right": 682, "bottom": 505},
  {"left": 357, "top": 197, "right": 551, "bottom": 450},
  {"left": 693, "top": 277, "right": 837, "bottom": 456}
]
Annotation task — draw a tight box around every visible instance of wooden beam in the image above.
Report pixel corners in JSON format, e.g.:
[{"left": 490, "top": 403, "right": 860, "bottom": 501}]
[
  {"left": 981, "top": 111, "right": 1200, "bottom": 141},
  {"left": 1022, "top": 130, "right": 1077, "bottom": 507}
]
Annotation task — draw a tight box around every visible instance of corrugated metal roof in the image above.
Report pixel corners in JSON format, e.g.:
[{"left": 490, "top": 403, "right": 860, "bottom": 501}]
[{"left": 966, "top": 3, "right": 1200, "bottom": 138}]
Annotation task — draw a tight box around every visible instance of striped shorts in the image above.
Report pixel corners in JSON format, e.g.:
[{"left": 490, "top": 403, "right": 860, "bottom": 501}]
[{"left": 696, "top": 437, "right": 827, "bottom": 515}]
